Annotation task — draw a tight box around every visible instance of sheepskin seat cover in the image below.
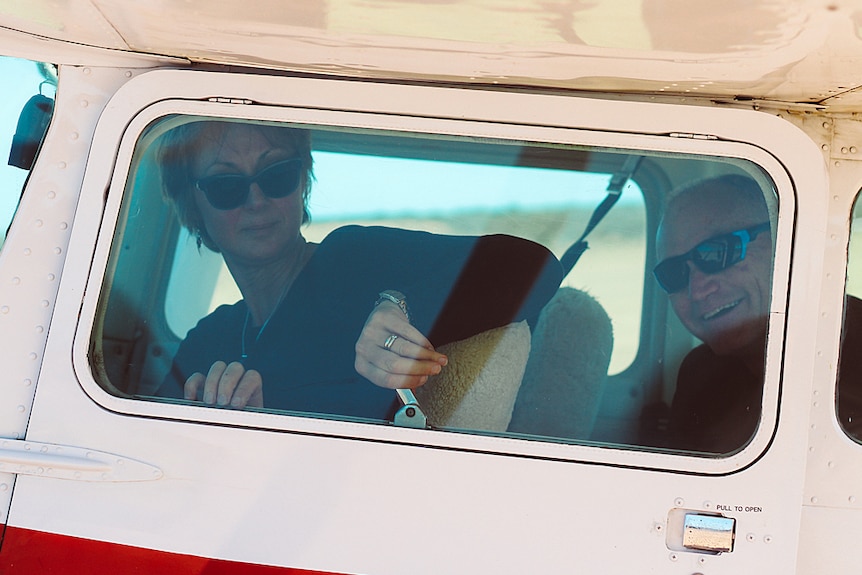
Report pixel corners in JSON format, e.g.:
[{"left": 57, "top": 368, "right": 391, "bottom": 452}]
[
  {"left": 415, "top": 320, "right": 530, "bottom": 432},
  {"left": 413, "top": 287, "right": 613, "bottom": 438}
]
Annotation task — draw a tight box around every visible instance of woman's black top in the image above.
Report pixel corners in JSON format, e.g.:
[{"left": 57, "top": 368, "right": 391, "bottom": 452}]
[{"left": 159, "top": 225, "right": 564, "bottom": 420}]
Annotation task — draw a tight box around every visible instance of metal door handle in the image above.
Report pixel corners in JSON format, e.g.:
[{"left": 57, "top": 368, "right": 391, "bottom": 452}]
[{"left": 0, "top": 438, "right": 162, "bottom": 482}]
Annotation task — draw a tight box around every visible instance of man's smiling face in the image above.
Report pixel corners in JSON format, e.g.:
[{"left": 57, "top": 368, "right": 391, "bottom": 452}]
[{"left": 657, "top": 180, "right": 773, "bottom": 356}]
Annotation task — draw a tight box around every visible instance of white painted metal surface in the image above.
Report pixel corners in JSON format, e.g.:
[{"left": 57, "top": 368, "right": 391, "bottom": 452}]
[
  {"left": 0, "top": 66, "right": 821, "bottom": 574},
  {"left": 0, "top": 1, "right": 862, "bottom": 574},
  {"left": 1, "top": 1, "right": 862, "bottom": 105},
  {"left": 0, "top": 65, "right": 137, "bottom": 527}
]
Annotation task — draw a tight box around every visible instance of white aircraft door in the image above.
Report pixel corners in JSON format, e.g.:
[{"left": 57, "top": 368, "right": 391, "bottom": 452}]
[{"left": 1, "top": 67, "right": 826, "bottom": 574}]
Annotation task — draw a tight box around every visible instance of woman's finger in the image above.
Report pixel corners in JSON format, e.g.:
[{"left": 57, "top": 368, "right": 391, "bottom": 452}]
[
  {"left": 363, "top": 308, "right": 446, "bottom": 363},
  {"left": 186, "top": 361, "right": 262, "bottom": 409},
  {"left": 184, "top": 372, "right": 205, "bottom": 401},
  {"left": 355, "top": 302, "right": 449, "bottom": 389},
  {"left": 383, "top": 354, "right": 444, "bottom": 378},
  {"left": 203, "top": 361, "right": 229, "bottom": 404},
  {"left": 356, "top": 343, "right": 444, "bottom": 386},
  {"left": 214, "top": 361, "right": 246, "bottom": 405},
  {"left": 357, "top": 328, "right": 446, "bottom": 375},
  {"left": 357, "top": 358, "right": 431, "bottom": 389},
  {"left": 366, "top": 304, "right": 435, "bottom": 351},
  {"left": 386, "top": 334, "right": 447, "bottom": 363},
  {"left": 231, "top": 369, "right": 264, "bottom": 408}
]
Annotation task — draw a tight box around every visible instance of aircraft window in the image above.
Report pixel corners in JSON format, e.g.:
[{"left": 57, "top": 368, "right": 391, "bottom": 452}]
[
  {"left": 0, "top": 56, "right": 56, "bottom": 249},
  {"left": 838, "top": 199, "right": 862, "bottom": 442},
  {"left": 163, "top": 150, "right": 646, "bottom": 375},
  {"left": 635, "top": 173, "right": 778, "bottom": 455},
  {"left": 92, "top": 114, "right": 778, "bottom": 455}
]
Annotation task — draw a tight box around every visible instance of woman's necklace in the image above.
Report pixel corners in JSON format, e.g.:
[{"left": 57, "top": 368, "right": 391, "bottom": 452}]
[
  {"left": 240, "top": 242, "right": 308, "bottom": 360},
  {"left": 240, "top": 299, "right": 284, "bottom": 360}
]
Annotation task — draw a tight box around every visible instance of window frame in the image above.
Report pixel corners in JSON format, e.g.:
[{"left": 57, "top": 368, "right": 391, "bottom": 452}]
[
  {"left": 837, "top": 196, "right": 862, "bottom": 443},
  {"left": 68, "top": 69, "right": 796, "bottom": 474}
]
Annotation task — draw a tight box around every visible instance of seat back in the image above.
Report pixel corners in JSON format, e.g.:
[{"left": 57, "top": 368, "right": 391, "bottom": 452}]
[
  {"left": 508, "top": 287, "right": 614, "bottom": 440},
  {"left": 414, "top": 287, "right": 613, "bottom": 440}
]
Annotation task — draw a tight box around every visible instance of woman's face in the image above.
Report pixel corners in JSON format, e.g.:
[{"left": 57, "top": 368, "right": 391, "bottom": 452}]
[{"left": 191, "top": 123, "right": 306, "bottom": 267}]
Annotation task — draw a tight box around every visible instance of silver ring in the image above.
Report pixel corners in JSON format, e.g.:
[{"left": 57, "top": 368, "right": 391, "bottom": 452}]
[{"left": 383, "top": 334, "right": 399, "bottom": 351}]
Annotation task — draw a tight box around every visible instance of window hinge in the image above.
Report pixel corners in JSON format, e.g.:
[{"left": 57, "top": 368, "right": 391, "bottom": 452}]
[
  {"left": 669, "top": 132, "right": 719, "bottom": 140},
  {"left": 207, "top": 97, "right": 254, "bottom": 105}
]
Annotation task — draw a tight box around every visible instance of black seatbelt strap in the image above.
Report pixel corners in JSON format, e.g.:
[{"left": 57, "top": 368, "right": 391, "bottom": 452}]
[{"left": 560, "top": 155, "right": 642, "bottom": 276}]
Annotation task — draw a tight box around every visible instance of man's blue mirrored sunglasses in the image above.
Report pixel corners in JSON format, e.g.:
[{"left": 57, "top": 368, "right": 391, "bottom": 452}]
[{"left": 654, "top": 222, "right": 770, "bottom": 294}]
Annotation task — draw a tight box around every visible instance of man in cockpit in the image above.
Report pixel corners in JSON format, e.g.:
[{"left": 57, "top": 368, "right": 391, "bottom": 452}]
[{"left": 654, "top": 174, "right": 862, "bottom": 453}]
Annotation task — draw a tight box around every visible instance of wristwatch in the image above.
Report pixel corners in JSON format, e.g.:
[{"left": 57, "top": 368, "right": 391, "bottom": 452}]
[{"left": 375, "top": 290, "right": 410, "bottom": 323}]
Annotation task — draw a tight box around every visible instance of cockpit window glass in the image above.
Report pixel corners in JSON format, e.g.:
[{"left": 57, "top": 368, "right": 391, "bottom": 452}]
[
  {"left": 0, "top": 56, "right": 56, "bottom": 249},
  {"left": 643, "top": 172, "right": 778, "bottom": 454},
  {"left": 839, "top": 198, "right": 862, "bottom": 441},
  {"left": 164, "top": 149, "right": 646, "bottom": 375},
  {"left": 92, "top": 114, "right": 778, "bottom": 456}
]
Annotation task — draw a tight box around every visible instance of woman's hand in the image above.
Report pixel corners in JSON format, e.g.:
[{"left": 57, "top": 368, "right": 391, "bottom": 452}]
[
  {"left": 184, "top": 360, "right": 264, "bottom": 409},
  {"left": 355, "top": 301, "right": 448, "bottom": 389}
]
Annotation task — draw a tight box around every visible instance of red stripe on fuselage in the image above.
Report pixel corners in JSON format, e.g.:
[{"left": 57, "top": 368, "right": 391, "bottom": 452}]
[{"left": 0, "top": 525, "right": 343, "bottom": 574}]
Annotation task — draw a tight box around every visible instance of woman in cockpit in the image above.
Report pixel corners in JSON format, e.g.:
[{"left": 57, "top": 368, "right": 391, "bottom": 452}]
[{"left": 156, "top": 119, "right": 563, "bottom": 419}]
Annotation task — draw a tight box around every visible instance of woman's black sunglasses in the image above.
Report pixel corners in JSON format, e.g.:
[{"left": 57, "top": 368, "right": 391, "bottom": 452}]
[
  {"left": 195, "top": 158, "right": 303, "bottom": 211},
  {"left": 654, "top": 222, "right": 770, "bottom": 294}
]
